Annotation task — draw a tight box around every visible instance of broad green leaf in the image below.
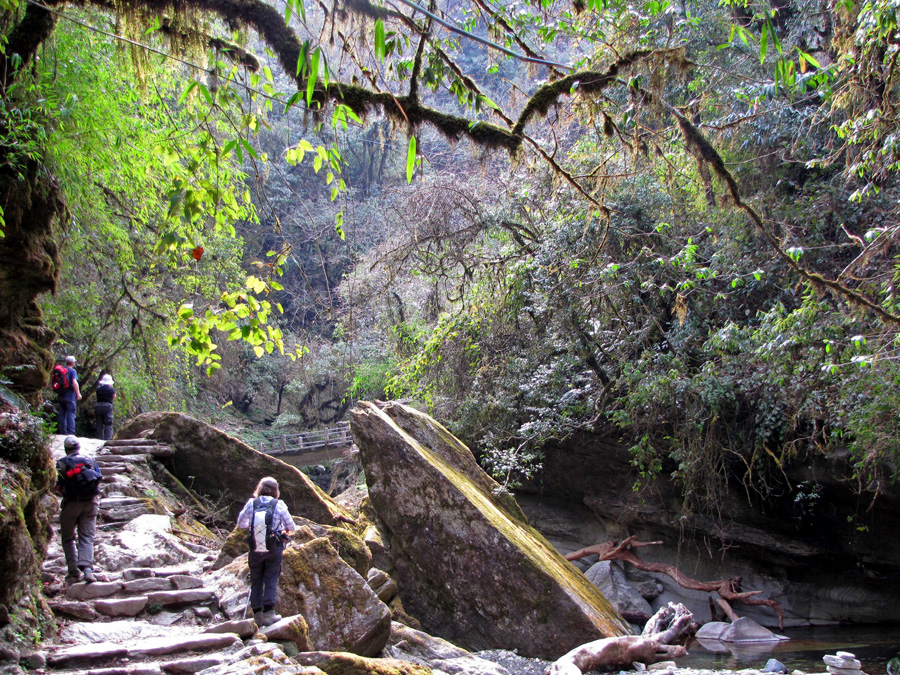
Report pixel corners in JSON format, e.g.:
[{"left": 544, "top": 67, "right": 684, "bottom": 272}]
[
  {"left": 307, "top": 48, "right": 320, "bottom": 105},
  {"left": 375, "top": 19, "right": 386, "bottom": 61},
  {"left": 406, "top": 135, "right": 417, "bottom": 183}
]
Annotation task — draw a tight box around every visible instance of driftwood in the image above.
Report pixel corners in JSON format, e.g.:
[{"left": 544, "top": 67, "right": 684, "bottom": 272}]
[
  {"left": 547, "top": 603, "right": 692, "bottom": 675},
  {"left": 566, "top": 536, "right": 784, "bottom": 629}
]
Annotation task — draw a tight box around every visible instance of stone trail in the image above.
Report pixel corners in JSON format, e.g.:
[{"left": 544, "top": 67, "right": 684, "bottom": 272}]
[{"left": 35, "top": 435, "right": 309, "bottom": 674}]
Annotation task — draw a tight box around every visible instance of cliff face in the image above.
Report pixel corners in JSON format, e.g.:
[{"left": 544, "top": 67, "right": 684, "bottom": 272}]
[
  {"left": 516, "top": 431, "right": 900, "bottom": 627},
  {"left": 0, "top": 160, "right": 64, "bottom": 406},
  {"left": 0, "top": 405, "right": 57, "bottom": 644}
]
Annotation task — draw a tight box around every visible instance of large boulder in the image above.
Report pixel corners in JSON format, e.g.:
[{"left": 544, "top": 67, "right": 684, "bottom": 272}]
[
  {"left": 209, "top": 532, "right": 391, "bottom": 657},
  {"left": 279, "top": 535, "right": 391, "bottom": 657},
  {"left": 116, "top": 412, "right": 349, "bottom": 524},
  {"left": 349, "top": 401, "right": 631, "bottom": 659}
]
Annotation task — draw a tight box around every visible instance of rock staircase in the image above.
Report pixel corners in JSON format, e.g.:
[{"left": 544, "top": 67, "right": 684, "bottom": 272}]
[{"left": 35, "top": 436, "right": 307, "bottom": 674}]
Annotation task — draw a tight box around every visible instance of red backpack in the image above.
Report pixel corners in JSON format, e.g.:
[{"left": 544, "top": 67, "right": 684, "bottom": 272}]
[{"left": 51, "top": 365, "right": 70, "bottom": 391}]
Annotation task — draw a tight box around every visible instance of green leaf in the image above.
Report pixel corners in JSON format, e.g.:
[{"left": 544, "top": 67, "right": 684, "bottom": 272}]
[
  {"left": 178, "top": 81, "right": 198, "bottom": 105},
  {"left": 375, "top": 19, "right": 386, "bottom": 61},
  {"left": 406, "top": 135, "right": 417, "bottom": 183},
  {"left": 307, "top": 48, "right": 320, "bottom": 106}
]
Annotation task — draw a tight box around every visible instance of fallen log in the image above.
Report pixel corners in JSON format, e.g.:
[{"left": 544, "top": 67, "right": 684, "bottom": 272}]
[
  {"left": 547, "top": 603, "right": 692, "bottom": 675},
  {"left": 565, "top": 536, "right": 784, "bottom": 629}
]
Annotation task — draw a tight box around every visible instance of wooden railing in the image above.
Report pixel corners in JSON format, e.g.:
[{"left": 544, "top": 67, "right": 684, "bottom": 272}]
[{"left": 257, "top": 421, "right": 352, "bottom": 456}]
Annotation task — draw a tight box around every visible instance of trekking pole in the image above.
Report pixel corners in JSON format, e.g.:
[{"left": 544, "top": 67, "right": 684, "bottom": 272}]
[{"left": 241, "top": 573, "right": 252, "bottom": 620}]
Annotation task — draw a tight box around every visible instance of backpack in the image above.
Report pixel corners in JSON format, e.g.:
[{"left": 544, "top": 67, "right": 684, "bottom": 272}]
[
  {"left": 248, "top": 498, "right": 282, "bottom": 552},
  {"left": 51, "top": 365, "right": 70, "bottom": 392},
  {"left": 57, "top": 454, "right": 102, "bottom": 501}
]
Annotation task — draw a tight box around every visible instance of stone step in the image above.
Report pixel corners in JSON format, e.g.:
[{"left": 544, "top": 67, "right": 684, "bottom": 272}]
[
  {"left": 94, "top": 596, "right": 149, "bottom": 617},
  {"left": 47, "top": 642, "right": 128, "bottom": 669},
  {"left": 101, "top": 497, "right": 146, "bottom": 507},
  {"left": 126, "top": 632, "right": 240, "bottom": 659},
  {"left": 47, "top": 632, "right": 240, "bottom": 669},
  {"left": 104, "top": 438, "right": 159, "bottom": 446},
  {"left": 100, "top": 504, "right": 155, "bottom": 521},
  {"left": 95, "top": 454, "right": 149, "bottom": 464},
  {"left": 100, "top": 445, "right": 174, "bottom": 458},
  {"left": 98, "top": 464, "right": 131, "bottom": 475},
  {"left": 161, "top": 655, "right": 226, "bottom": 674},
  {"left": 145, "top": 589, "right": 215, "bottom": 607},
  {"left": 122, "top": 578, "right": 175, "bottom": 594},
  {"left": 66, "top": 581, "right": 123, "bottom": 600},
  {"left": 84, "top": 666, "right": 162, "bottom": 675}
]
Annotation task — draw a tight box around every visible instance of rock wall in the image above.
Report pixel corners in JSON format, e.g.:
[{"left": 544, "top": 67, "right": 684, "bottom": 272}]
[
  {"left": 516, "top": 430, "right": 900, "bottom": 628},
  {"left": 0, "top": 161, "right": 64, "bottom": 406},
  {"left": 0, "top": 408, "right": 57, "bottom": 644}
]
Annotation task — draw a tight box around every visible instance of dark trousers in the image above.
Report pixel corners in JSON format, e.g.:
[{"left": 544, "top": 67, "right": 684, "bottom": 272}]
[
  {"left": 248, "top": 547, "right": 284, "bottom": 610},
  {"left": 60, "top": 496, "right": 99, "bottom": 572},
  {"left": 58, "top": 399, "right": 76, "bottom": 435},
  {"left": 94, "top": 402, "right": 113, "bottom": 440}
]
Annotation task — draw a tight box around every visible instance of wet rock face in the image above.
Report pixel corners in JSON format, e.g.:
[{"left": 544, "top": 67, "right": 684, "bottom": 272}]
[
  {"left": 349, "top": 401, "right": 631, "bottom": 659},
  {"left": 0, "top": 415, "right": 56, "bottom": 641},
  {"left": 0, "top": 162, "right": 63, "bottom": 404},
  {"left": 116, "top": 412, "right": 348, "bottom": 524}
]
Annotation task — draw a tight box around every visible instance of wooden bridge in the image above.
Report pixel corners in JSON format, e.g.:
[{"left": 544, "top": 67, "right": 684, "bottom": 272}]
[{"left": 257, "top": 422, "right": 353, "bottom": 458}]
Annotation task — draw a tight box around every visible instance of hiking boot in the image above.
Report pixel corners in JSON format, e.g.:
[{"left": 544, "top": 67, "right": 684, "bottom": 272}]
[
  {"left": 80, "top": 567, "right": 95, "bottom": 583},
  {"left": 65, "top": 570, "right": 81, "bottom": 583},
  {"left": 259, "top": 609, "right": 281, "bottom": 626},
  {"left": 253, "top": 611, "right": 264, "bottom": 627}
]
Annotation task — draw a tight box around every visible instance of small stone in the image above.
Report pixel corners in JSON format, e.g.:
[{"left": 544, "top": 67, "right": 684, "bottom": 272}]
[
  {"left": 123, "top": 568, "right": 156, "bottom": 580},
  {"left": 648, "top": 662, "right": 676, "bottom": 671},
  {"left": 764, "top": 658, "right": 789, "bottom": 673},
  {"left": 0, "top": 646, "right": 18, "bottom": 663},
  {"left": 0, "top": 604, "right": 9, "bottom": 626},
  {"left": 18, "top": 650, "right": 47, "bottom": 669},
  {"left": 827, "top": 666, "right": 864, "bottom": 675},
  {"left": 826, "top": 655, "right": 862, "bottom": 669},
  {"left": 192, "top": 606, "right": 213, "bottom": 619},
  {"left": 837, "top": 653, "right": 857, "bottom": 660},
  {"left": 50, "top": 601, "right": 98, "bottom": 621}
]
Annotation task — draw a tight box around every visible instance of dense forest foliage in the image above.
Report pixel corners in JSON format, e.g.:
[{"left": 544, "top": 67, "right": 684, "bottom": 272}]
[{"left": 2, "top": 0, "right": 900, "bottom": 513}]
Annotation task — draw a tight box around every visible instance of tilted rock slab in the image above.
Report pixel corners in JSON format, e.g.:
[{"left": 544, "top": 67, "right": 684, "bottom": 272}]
[
  {"left": 116, "top": 411, "right": 349, "bottom": 524},
  {"left": 349, "top": 401, "right": 631, "bottom": 658}
]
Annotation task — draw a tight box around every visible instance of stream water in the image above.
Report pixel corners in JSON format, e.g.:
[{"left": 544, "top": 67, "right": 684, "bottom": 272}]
[{"left": 678, "top": 624, "right": 900, "bottom": 674}]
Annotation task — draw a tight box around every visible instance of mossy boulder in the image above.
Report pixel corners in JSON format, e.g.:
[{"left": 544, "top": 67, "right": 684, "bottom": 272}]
[
  {"left": 280, "top": 537, "right": 391, "bottom": 657},
  {"left": 349, "top": 401, "right": 632, "bottom": 659},
  {"left": 297, "top": 651, "right": 433, "bottom": 675},
  {"left": 116, "top": 412, "right": 349, "bottom": 525}
]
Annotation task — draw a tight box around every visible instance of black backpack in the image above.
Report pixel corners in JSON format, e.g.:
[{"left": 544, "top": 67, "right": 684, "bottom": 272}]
[
  {"left": 57, "top": 454, "right": 102, "bottom": 501},
  {"left": 247, "top": 498, "right": 282, "bottom": 552}
]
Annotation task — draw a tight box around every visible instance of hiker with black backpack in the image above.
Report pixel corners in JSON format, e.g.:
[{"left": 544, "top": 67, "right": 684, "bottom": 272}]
[
  {"left": 52, "top": 355, "right": 82, "bottom": 435},
  {"left": 55, "top": 435, "right": 102, "bottom": 583},
  {"left": 236, "top": 477, "right": 295, "bottom": 627}
]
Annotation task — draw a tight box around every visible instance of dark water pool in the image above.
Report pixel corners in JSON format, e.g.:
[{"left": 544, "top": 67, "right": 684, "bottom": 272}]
[{"left": 678, "top": 625, "right": 900, "bottom": 674}]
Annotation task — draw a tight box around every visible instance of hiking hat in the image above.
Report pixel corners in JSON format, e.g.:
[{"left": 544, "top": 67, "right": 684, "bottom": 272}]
[{"left": 63, "top": 436, "right": 80, "bottom": 453}]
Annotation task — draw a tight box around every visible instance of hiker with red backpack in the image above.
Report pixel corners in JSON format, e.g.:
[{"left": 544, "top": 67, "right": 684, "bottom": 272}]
[
  {"left": 52, "top": 355, "right": 81, "bottom": 435},
  {"left": 56, "top": 435, "right": 102, "bottom": 583},
  {"left": 236, "top": 477, "right": 295, "bottom": 627}
]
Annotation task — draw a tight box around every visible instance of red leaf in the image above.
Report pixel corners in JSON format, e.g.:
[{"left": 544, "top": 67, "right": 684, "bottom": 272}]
[{"left": 192, "top": 246, "right": 204, "bottom": 261}]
